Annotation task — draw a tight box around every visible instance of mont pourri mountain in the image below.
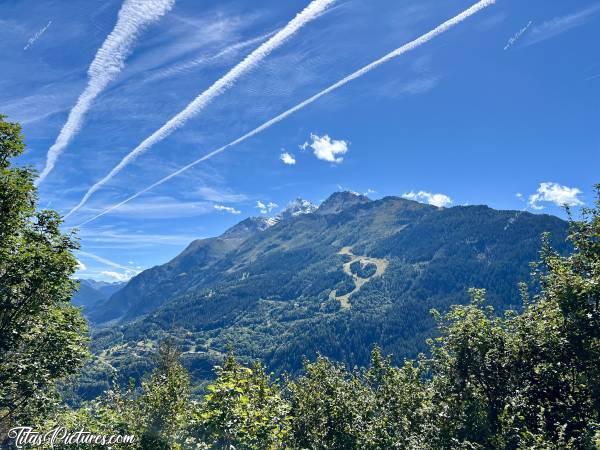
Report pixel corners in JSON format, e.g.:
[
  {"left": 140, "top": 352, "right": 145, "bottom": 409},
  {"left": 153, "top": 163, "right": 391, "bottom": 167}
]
[{"left": 79, "top": 192, "right": 569, "bottom": 398}]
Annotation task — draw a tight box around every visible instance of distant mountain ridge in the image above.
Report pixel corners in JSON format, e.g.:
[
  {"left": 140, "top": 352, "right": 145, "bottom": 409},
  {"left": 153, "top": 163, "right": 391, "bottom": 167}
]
[
  {"left": 84, "top": 192, "right": 569, "bottom": 396},
  {"left": 72, "top": 279, "right": 125, "bottom": 312}
]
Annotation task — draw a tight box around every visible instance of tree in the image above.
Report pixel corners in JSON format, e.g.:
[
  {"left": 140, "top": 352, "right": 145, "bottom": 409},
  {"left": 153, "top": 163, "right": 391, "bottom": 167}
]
[
  {"left": 362, "top": 347, "right": 431, "bottom": 449},
  {"left": 286, "top": 356, "right": 372, "bottom": 450},
  {"left": 0, "top": 115, "right": 89, "bottom": 438},
  {"left": 49, "top": 342, "right": 191, "bottom": 450},
  {"left": 138, "top": 342, "right": 191, "bottom": 449},
  {"left": 425, "top": 188, "right": 600, "bottom": 448},
  {"left": 190, "top": 352, "right": 290, "bottom": 449}
]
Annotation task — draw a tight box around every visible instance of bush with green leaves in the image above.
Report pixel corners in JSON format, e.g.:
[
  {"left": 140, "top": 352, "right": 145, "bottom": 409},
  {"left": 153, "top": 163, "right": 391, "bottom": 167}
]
[{"left": 188, "top": 353, "right": 290, "bottom": 450}]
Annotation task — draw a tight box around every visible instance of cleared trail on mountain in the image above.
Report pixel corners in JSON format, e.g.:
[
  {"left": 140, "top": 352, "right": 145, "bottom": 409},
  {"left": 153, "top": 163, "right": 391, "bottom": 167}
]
[{"left": 331, "top": 247, "right": 388, "bottom": 309}]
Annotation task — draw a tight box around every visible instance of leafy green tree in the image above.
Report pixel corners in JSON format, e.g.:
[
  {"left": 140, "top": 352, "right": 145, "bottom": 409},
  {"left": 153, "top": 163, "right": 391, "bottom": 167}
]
[
  {"left": 190, "top": 352, "right": 290, "bottom": 449},
  {"left": 361, "top": 348, "right": 431, "bottom": 449},
  {"left": 427, "top": 289, "right": 513, "bottom": 448},
  {"left": 138, "top": 342, "right": 191, "bottom": 449},
  {"left": 49, "top": 342, "right": 190, "bottom": 450},
  {"left": 286, "top": 356, "right": 372, "bottom": 450},
  {"left": 425, "top": 189, "right": 600, "bottom": 448},
  {"left": 0, "top": 115, "right": 88, "bottom": 438}
]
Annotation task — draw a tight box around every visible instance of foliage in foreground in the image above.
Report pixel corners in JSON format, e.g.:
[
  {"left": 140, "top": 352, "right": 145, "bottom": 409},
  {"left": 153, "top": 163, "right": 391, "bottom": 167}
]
[
  {"left": 48, "top": 186, "right": 600, "bottom": 449},
  {"left": 0, "top": 115, "right": 89, "bottom": 442}
]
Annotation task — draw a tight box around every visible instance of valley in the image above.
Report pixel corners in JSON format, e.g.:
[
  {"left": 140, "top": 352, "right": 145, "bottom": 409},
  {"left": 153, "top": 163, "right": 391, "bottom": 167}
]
[{"left": 75, "top": 191, "right": 569, "bottom": 401}]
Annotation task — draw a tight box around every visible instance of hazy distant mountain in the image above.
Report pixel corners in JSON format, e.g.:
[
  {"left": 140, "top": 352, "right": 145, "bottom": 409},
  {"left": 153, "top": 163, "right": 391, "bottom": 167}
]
[
  {"left": 84, "top": 192, "right": 568, "bottom": 396},
  {"left": 72, "top": 279, "right": 125, "bottom": 311}
]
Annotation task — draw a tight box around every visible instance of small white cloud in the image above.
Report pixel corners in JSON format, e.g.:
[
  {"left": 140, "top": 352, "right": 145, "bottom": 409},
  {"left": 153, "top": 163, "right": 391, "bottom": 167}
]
[
  {"left": 299, "top": 142, "right": 309, "bottom": 151},
  {"left": 364, "top": 188, "right": 377, "bottom": 196},
  {"left": 304, "top": 133, "right": 349, "bottom": 163},
  {"left": 214, "top": 204, "right": 241, "bottom": 215},
  {"left": 516, "top": 192, "right": 523, "bottom": 198},
  {"left": 280, "top": 152, "right": 296, "bottom": 165},
  {"left": 256, "top": 200, "right": 278, "bottom": 214},
  {"left": 402, "top": 190, "right": 453, "bottom": 208},
  {"left": 76, "top": 260, "right": 87, "bottom": 271},
  {"left": 528, "top": 182, "right": 584, "bottom": 210},
  {"left": 100, "top": 271, "right": 134, "bottom": 282}
]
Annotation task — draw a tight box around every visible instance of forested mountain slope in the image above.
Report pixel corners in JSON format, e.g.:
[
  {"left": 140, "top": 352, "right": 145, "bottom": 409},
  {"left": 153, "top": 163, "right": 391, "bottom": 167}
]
[{"left": 84, "top": 192, "right": 568, "bottom": 397}]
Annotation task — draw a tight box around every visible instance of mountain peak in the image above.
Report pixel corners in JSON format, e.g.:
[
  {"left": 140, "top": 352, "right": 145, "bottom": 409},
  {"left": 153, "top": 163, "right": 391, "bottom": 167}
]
[
  {"left": 222, "top": 216, "right": 274, "bottom": 239},
  {"left": 316, "top": 191, "right": 370, "bottom": 215},
  {"left": 279, "top": 198, "right": 317, "bottom": 220},
  {"left": 222, "top": 198, "right": 317, "bottom": 238}
]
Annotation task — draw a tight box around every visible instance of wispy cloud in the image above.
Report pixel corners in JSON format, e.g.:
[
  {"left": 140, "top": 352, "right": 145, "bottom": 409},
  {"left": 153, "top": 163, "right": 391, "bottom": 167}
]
[
  {"left": 398, "top": 76, "right": 441, "bottom": 95},
  {"left": 304, "top": 133, "right": 349, "bottom": 163},
  {"left": 526, "top": 4, "right": 600, "bottom": 46},
  {"left": 73, "top": 0, "right": 496, "bottom": 227},
  {"left": 504, "top": 20, "right": 532, "bottom": 50},
  {"left": 78, "top": 250, "right": 140, "bottom": 281},
  {"left": 214, "top": 204, "right": 241, "bottom": 215},
  {"left": 100, "top": 270, "right": 135, "bottom": 282},
  {"left": 280, "top": 151, "right": 297, "bottom": 165},
  {"left": 528, "top": 182, "right": 584, "bottom": 210},
  {"left": 65, "top": 0, "right": 336, "bottom": 218},
  {"left": 35, "top": 0, "right": 175, "bottom": 185},
  {"left": 1, "top": 93, "right": 75, "bottom": 125},
  {"left": 402, "top": 191, "right": 453, "bottom": 208},
  {"left": 79, "top": 228, "right": 199, "bottom": 248},
  {"left": 23, "top": 20, "right": 52, "bottom": 51},
  {"left": 256, "top": 201, "right": 278, "bottom": 214},
  {"left": 88, "top": 196, "right": 214, "bottom": 219},
  {"left": 196, "top": 186, "right": 247, "bottom": 203}
]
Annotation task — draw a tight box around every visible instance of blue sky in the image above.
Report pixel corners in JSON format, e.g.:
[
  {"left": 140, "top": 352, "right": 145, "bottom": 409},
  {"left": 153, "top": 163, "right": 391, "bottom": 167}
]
[{"left": 2, "top": 0, "right": 599, "bottom": 281}]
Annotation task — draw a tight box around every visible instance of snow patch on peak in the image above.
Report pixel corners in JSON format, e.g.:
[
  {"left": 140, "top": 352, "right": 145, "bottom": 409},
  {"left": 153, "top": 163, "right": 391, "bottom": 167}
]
[{"left": 281, "top": 198, "right": 317, "bottom": 219}]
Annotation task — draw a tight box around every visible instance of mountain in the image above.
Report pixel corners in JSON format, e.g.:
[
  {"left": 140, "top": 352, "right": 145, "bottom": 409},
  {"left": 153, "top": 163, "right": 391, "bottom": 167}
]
[
  {"left": 72, "top": 279, "right": 125, "bottom": 311},
  {"left": 83, "top": 192, "right": 568, "bottom": 397},
  {"left": 88, "top": 199, "right": 317, "bottom": 324}
]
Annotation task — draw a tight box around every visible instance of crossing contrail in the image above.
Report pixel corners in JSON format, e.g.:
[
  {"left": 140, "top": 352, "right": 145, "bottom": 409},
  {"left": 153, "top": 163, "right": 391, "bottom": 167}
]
[
  {"left": 74, "top": 0, "right": 496, "bottom": 227},
  {"left": 36, "top": 0, "right": 175, "bottom": 185},
  {"left": 65, "top": 0, "right": 336, "bottom": 218},
  {"left": 146, "top": 30, "right": 277, "bottom": 83}
]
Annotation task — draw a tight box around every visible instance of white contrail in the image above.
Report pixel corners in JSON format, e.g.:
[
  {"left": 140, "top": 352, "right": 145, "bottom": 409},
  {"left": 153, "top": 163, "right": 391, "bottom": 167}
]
[
  {"left": 75, "top": 0, "right": 496, "bottom": 228},
  {"left": 78, "top": 251, "right": 135, "bottom": 271},
  {"left": 146, "top": 30, "right": 277, "bottom": 83},
  {"left": 504, "top": 21, "right": 532, "bottom": 50},
  {"left": 65, "top": 0, "right": 336, "bottom": 218},
  {"left": 36, "top": 0, "right": 175, "bottom": 185}
]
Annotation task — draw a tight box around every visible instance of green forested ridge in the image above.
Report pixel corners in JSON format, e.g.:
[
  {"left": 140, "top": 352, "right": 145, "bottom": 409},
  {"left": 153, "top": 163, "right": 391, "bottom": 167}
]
[
  {"left": 82, "top": 191, "right": 568, "bottom": 398},
  {"left": 2, "top": 115, "right": 598, "bottom": 449},
  {"left": 52, "top": 187, "right": 599, "bottom": 449}
]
